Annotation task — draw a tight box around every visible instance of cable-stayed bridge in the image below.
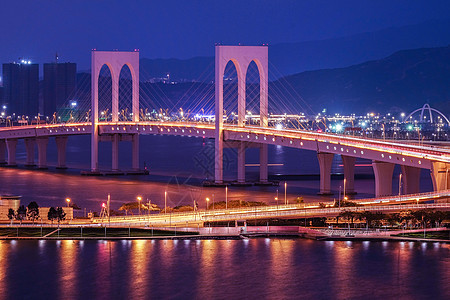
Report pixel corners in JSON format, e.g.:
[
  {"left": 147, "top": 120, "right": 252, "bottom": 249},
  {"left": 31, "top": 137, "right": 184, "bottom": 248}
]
[{"left": 0, "top": 46, "right": 449, "bottom": 198}]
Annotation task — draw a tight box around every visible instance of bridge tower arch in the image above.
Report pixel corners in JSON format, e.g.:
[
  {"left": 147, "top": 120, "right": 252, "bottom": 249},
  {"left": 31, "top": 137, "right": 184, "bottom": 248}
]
[
  {"left": 91, "top": 50, "right": 139, "bottom": 171},
  {"left": 215, "top": 45, "right": 268, "bottom": 183}
]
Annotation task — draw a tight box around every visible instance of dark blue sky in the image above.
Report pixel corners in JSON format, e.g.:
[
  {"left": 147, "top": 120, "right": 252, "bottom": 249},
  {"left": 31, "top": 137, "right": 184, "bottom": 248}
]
[{"left": 0, "top": 0, "right": 449, "bottom": 70}]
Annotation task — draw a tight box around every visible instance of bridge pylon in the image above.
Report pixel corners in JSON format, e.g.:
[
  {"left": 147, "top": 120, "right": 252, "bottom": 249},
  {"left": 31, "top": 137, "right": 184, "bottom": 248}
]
[
  {"left": 214, "top": 45, "right": 268, "bottom": 183},
  {"left": 91, "top": 50, "right": 139, "bottom": 172}
]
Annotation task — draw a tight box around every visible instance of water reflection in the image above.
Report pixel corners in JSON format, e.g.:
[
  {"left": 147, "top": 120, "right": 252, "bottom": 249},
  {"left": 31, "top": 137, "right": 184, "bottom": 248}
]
[
  {"left": 129, "top": 240, "right": 151, "bottom": 299},
  {"left": 57, "top": 240, "right": 78, "bottom": 298},
  {"left": 0, "top": 242, "right": 10, "bottom": 296},
  {"left": 0, "top": 239, "right": 448, "bottom": 299}
]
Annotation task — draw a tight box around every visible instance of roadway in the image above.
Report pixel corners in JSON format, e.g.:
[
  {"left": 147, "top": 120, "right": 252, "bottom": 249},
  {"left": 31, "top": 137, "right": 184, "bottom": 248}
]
[
  {"left": 1, "top": 121, "right": 449, "bottom": 168},
  {"left": 91, "top": 190, "right": 450, "bottom": 227}
]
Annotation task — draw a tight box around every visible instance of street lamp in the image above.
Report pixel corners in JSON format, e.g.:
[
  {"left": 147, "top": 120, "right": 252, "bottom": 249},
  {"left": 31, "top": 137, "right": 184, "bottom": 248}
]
[
  {"left": 147, "top": 199, "right": 151, "bottom": 216},
  {"left": 65, "top": 198, "right": 71, "bottom": 207},
  {"left": 284, "top": 181, "right": 287, "bottom": 205},
  {"left": 275, "top": 197, "right": 278, "bottom": 214},
  {"left": 206, "top": 197, "right": 210, "bottom": 211},
  {"left": 343, "top": 178, "right": 346, "bottom": 200},
  {"left": 225, "top": 186, "right": 228, "bottom": 210},
  {"left": 137, "top": 196, "right": 142, "bottom": 215},
  {"left": 398, "top": 173, "right": 402, "bottom": 196},
  {"left": 164, "top": 191, "right": 167, "bottom": 214}
]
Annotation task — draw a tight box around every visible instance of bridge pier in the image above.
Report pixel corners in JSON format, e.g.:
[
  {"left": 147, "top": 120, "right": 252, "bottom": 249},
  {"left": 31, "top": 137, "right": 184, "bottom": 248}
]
[
  {"left": 132, "top": 134, "right": 139, "bottom": 170},
  {"left": 342, "top": 155, "right": 356, "bottom": 194},
  {"left": 372, "top": 161, "right": 394, "bottom": 197},
  {"left": 112, "top": 134, "right": 119, "bottom": 171},
  {"left": 36, "top": 137, "right": 48, "bottom": 169},
  {"left": 55, "top": 136, "right": 68, "bottom": 169},
  {"left": 317, "top": 152, "right": 334, "bottom": 195},
  {"left": 401, "top": 165, "right": 421, "bottom": 194},
  {"left": 0, "top": 140, "right": 5, "bottom": 164},
  {"left": 237, "top": 142, "right": 246, "bottom": 183},
  {"left": 6, "top": 139, "right": 18, "bottom": 166},
  {"left": 430, "top": 162, "right": 450, "bottom": 191},
  {"left": 259, "top": 144, "right": 268, "bottom": 183},
  {"left": 24, "top": 138, "right": 36, "bottom": 166}
]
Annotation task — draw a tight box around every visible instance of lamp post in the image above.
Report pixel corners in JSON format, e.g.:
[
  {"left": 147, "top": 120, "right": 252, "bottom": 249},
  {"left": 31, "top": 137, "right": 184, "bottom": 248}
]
[
  {"left": 65, "top": 198, "right": 71, "bottom": 207},
  {"left": 398, "top": 173, "right": 402, "bottom": 196},
  {"left": 164, "top": 191, "right": 167, "bottom": 214},
  {"left": 343, "top": 178, "right": 346, "bottom": 200},
  {"left": 225, "top": 186, "right": 228, "bottom": 210},
  {"left": 147, "top": 198, "right": 151, "bottom": 225},
  {"left": 206, "top": 197, "right": 210, "bottom": 211},
  {"left": 137, "top": 196, "right": 142, "bottom": 215},
  {"left": 275, "top": 197, "right": 278, "bottom": 215},
  {"left": 107, "top": 194, "right": 111, "bottom": 225},
  {"left": 284, "top": 181, "right": 287, "bottom": 205},
  {"left": 338, "top": 186, "right": 342, "bottom": 208}
]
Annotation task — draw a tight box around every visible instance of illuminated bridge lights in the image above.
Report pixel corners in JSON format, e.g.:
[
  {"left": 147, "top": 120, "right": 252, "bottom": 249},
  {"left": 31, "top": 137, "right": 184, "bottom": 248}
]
[{"left": 1, "top": 121, "right": 449, "bottom": 165}]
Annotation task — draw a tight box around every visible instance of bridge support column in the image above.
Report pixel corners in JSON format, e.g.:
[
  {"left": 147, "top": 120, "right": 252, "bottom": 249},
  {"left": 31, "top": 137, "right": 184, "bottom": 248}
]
[
  {"left": 317, "top": 153, "right": 334, "bottom": 195},
  {"left": 342, "top": 155, "right": 356, "bottom": 194},
  {"left": 24, "top": 138, "right": 36, "bottom": 166},
  {"left": 6, "top": 139, "right": 17, "bottom": 166},
  {"left": 237, "top": 142, "right": 246, "bottom": 183},
  {"left": 55, "top": 136, "right": 68, "bottom": 169},
  {"left": 132, "top": 134, "right": 139, "bottom": 170},
  {"left": 430, "top": 162, "right": 450, "bottom": 191},
  {"left": 259, "top": 144, "right": 268, "bottom": 183},
  {"left": 36, "top": 137, "right": 49, "bottom": 169},
  {"left": 112, "top": 134, "right": 119, "bottom": 171},
  {"left": 0, "top": 140, "right": 6, "bottom": 164},
  {"left": 400, "top": 165, "right": 421, "bottom": 194},
  {"left": 372, "top": 161, "right": 395, "bottom": 197}
]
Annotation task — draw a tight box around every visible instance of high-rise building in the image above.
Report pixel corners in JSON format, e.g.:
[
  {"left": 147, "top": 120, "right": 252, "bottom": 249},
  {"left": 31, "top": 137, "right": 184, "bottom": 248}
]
[
  {"left": 43, "top": 62, "right": 77, "bottom": 117},
  {"left": 2, "top": 60, "right": 39, "bottom": 117}
]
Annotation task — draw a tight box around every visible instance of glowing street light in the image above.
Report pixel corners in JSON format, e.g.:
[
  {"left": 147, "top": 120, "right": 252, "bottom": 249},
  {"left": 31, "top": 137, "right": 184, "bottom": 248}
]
[
  {"left": 65, "top": 198, "right": 71, "bottom": 207},
  {"left": 164, "top": 191, "right": 167, "bottom": 214},
  {"left": 284, "top": 181, "right": 287, "bottom": 205},
  {"left": 343, "top": 178, "right": 346, "bottom": 200},
  {"left": 206, "top": 197, "right": 210, "bottom": 211},
  {"left": 137, "top": 196, "right": 142, "bottom": 215},
  {"left": 225, "top": 186, "right": 228, "bottom": 210}
]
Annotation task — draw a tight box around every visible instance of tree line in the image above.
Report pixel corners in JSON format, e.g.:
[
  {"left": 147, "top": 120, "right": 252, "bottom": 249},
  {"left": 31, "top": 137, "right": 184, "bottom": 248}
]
[
  {"left": 7, "top": 202, "right": 67, "bottom": 224},
  {"left": 336, "top": 209, "right": 449, "bottom": 229}
]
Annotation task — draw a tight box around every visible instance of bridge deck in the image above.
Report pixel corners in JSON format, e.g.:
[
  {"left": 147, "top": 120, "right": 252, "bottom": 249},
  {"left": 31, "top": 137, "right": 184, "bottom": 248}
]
[{"left": 1, "top": 122, "right": 449, "bottom": 168}]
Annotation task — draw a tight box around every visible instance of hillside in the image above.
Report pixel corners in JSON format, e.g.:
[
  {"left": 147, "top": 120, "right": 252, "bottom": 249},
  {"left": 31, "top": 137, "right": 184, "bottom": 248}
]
[
  {"left": 72, "top": 46, "right": 450, "bottom": 116},
  {"left": 138, "top": 19, "right": 450, "bottom": 81},
  {"left": 279, "top": 46, "right": 450, "bottom": 114}
]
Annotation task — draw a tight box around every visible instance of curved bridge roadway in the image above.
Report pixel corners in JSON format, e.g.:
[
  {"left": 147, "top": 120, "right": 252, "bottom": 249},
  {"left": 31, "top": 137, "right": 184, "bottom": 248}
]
[{"left": 1, "top": 121, "right": 449, "bottom": 191}]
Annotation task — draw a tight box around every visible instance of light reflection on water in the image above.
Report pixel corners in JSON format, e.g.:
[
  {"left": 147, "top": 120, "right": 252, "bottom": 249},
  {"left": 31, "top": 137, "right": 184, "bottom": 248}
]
[{"left": 0, "top": 239, "right": 448, "bottom": 299}]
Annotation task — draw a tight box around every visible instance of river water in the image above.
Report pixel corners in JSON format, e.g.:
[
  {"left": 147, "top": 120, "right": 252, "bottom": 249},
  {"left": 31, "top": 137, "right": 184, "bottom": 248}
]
[
  {"left": 0, "top": 136, "right": 447, "bottom": 299},
  {"left": 0, "top": 239, "right": 448, "bottom": 299},
  {"left": 0, "top": 135, "right": 434, "bottom": 212}
]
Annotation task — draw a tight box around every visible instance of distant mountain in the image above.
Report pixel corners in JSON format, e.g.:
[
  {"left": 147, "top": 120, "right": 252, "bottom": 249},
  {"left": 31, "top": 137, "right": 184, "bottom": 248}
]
[
  {"left": 139, "top": 19, "right": 450, "bottom": 80},
  {"left": 271, "top": 19, "right": 450, "bottom": 76},
  {"left": 139, "top": 57, "right": 213, "bottom": 82},
  {"left": 278, "top": 46, "right": 450, "bottom": 115},
  {"left": 74, "top": 46, "right": 450, "bottom": 117}
]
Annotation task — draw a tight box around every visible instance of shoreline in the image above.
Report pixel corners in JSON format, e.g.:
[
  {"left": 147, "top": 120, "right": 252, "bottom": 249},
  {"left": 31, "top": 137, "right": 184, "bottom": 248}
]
[{"left": 0, "top": 232, "right": 448, "bottom": 244}]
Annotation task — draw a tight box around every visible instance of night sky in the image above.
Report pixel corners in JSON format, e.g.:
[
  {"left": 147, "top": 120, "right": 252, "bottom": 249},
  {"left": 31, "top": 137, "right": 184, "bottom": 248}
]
[{"left": 0, "top": 0, "right": 449, "bottom": 70}]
